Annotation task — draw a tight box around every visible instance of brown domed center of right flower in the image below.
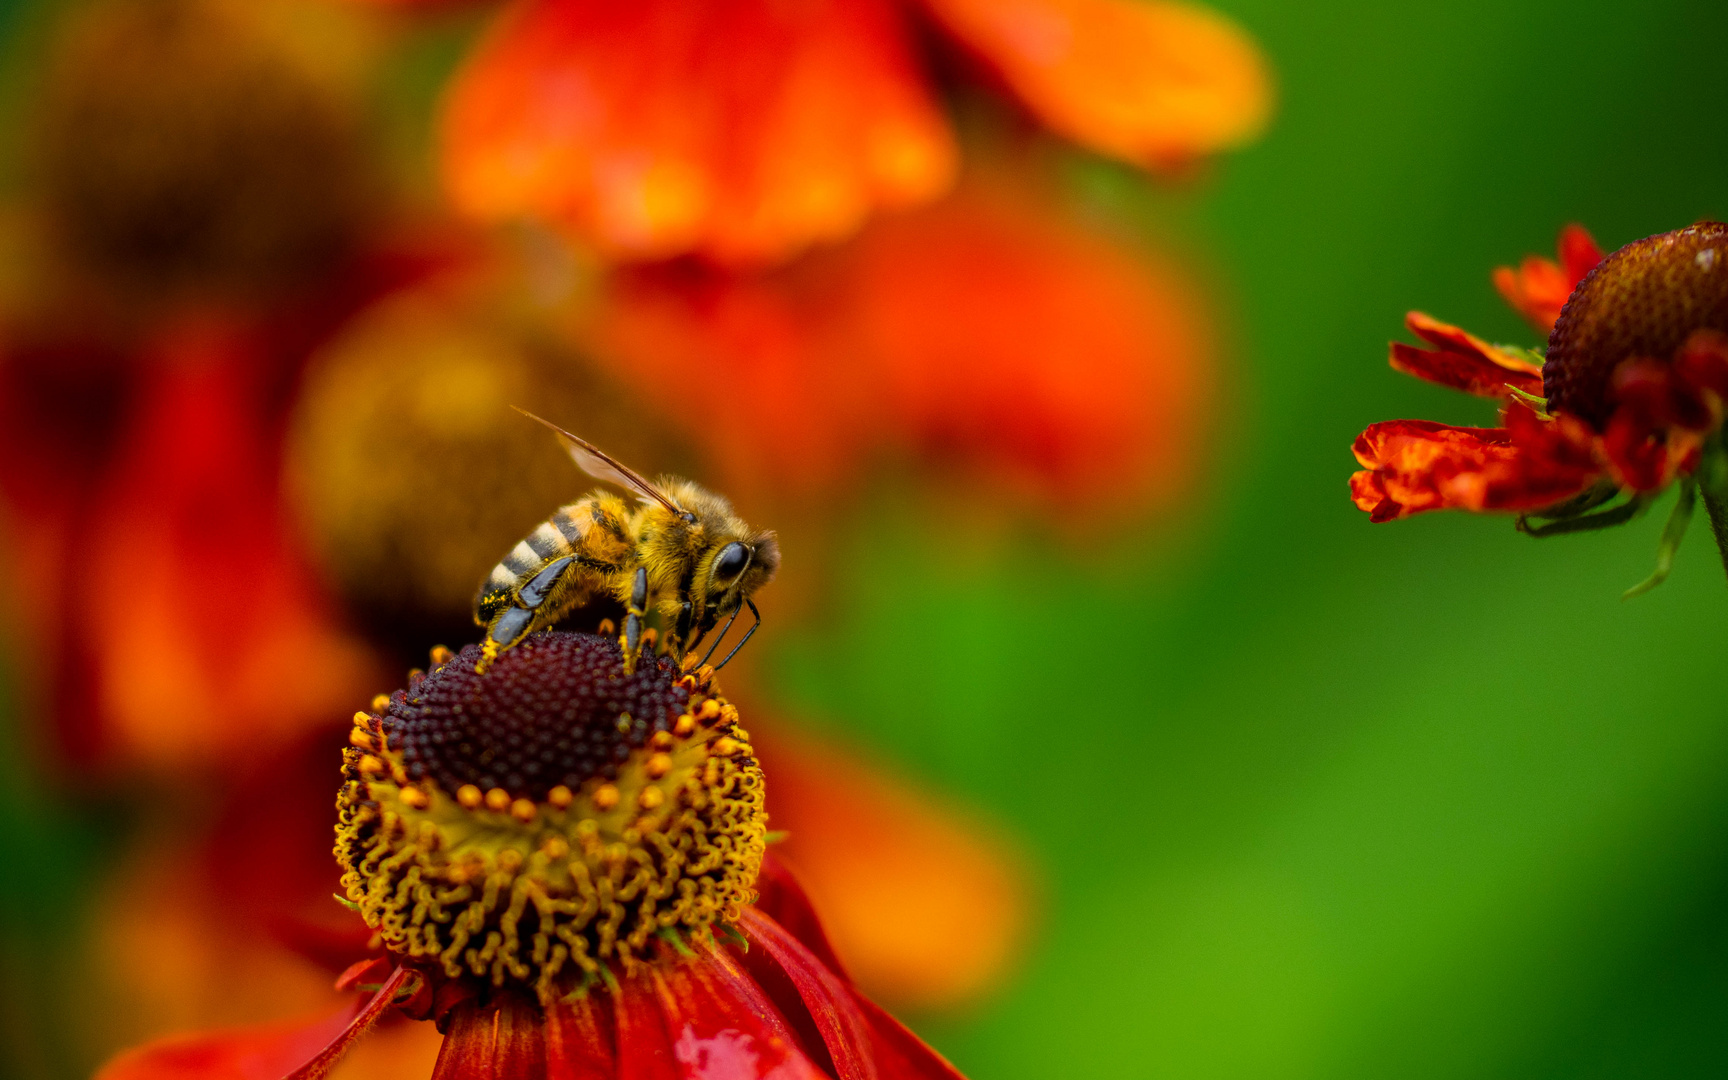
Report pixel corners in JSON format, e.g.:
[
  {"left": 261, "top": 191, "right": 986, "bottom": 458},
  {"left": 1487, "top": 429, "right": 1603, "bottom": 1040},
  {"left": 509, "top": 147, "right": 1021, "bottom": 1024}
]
[
  {"left": 1545, "top": 221, "right": 1728, "bottom": 427},
  {"left": 336, "top": 633, "right": 765, "bottom": 1004}
]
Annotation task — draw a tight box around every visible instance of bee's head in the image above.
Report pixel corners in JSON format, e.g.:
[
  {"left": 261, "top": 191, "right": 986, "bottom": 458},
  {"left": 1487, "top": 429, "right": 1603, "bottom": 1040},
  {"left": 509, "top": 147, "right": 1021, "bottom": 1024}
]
[
  {"left": 650, "top": 480, "right": 779, "bottom": 624},
  {"left": 705, "top": 529, "right": 778, "bottom": 616}
]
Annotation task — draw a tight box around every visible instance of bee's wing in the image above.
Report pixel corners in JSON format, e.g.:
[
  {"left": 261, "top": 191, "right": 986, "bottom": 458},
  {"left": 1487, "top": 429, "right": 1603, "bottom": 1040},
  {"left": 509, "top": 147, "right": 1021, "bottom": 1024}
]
[{"left": 514, "top": 408, "right": 685, "bottom": 514}]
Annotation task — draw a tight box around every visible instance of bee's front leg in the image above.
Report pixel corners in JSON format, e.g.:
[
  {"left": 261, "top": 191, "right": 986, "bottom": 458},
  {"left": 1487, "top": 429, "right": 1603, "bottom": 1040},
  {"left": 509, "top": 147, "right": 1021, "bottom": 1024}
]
[{"left": 622, "top": 566, "right": 648, "bottom": 672}]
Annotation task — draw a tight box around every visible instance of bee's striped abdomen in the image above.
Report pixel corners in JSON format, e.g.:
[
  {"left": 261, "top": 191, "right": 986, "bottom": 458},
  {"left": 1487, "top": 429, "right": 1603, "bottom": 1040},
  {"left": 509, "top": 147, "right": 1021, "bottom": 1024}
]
[{"left": 476, "top": 501, "right": 595, "bottom": 624}]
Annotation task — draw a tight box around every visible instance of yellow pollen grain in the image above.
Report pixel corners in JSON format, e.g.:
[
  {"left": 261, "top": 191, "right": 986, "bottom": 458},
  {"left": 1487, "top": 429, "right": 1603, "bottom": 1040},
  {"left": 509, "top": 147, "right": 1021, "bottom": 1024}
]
[
  {"left": 711, "top": 737, "right": 740, "bottom": 758},
  {"left": 510, "top": 798, "right": 537, "bottom": 823},
  {"left": 358, "top": 754, "right": 384, "bottom": 775},
  {"left": 720, "top": 703, "right": 740, "bottom": 726},
  {"left": 645, "top": 752, "right": 672, "bottom": 779},
  {"left": 597, "top": 618, "right": 616, "bottom": 636},
  {"left": 390, "top": 763, "right": 410, "bottom": 786},
  {"left": 696, "top": 665, "right": 716, "bottom": 685},
  {"left": 371, "top": 694, "right": 391, "bottom": 713},
  {"left": 430, "top": 645, "right": 454, "bottom": 666},
  {"left": 542, "top": 836, "right": 570, "bottom": 859},
  {"left": 593, "top": 784, "right": 620, "bottom": 810},
  {"left": 548, "top": 785, "right": 573, "bottom": 809},
  {"left": 673, "top": 714, "right": 695, "bottom": 736},
  {"left": 399, "top": 787, "right": 430, "bottom": 810},
  {"left": 484, "top": 787, "right": 511, "bottom": 812},
  {"left": 457, "top": 784, "right": 483, "bottom": 809},
  {"left": 698, "top": 699, "right": 721, "bottom": 723},
  {"left": 349, "top": 728, "right": 374, "bottom": 751},
  {"left": 638, "top": 786, "right": 664, "bottom": 810},
  {"left": 650, "top": 731, "right": 673, "bottom": 751}
]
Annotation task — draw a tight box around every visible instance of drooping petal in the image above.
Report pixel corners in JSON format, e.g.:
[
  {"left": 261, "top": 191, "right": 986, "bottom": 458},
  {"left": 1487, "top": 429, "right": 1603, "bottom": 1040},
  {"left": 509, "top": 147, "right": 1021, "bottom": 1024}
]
[
  {"left": 432, "top": 991, "right": 548, "bottom": 1080},
  {"left": 752, "top": 854, "right": 851, "bottom": 979},
  {"left": 753, "top": 727, "right": 1031, "bottom": 1012},
  {"left": 737, "top": 909, "right": 877, "bottom": 1080},
  {"left": 917, "top": 0, "right": 1271, "bottom": 169},
  {"left": 586, "top": 184, "right": 1215, "bottom": 515},
  {"left": 1388, "top": 312, "right": 1543, "bottom": 399},
  {"left": 96, "top": 968, "right": 411, "bottom": 1080},
  {"left": 738, "top": 910, "right": 965, "bottom": 1080},
  {"left": 440, "top": 0, "right": 956, "bottom": 266},
  {"left": 1349, "top": 407, "right": 1602, "bottom": 522},
  {"left": 649, "top": 942, "right": 829, "bottom": 1079},
  {"left": 1492, "top": 225, "right": 1604, "bottom": 335}
]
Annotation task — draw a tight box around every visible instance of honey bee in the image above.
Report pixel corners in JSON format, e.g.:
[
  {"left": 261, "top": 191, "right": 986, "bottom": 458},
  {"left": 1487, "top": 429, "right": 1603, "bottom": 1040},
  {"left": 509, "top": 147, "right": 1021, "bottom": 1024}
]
[{"left": 474, "top": 410, "right": 779, "bottom": 673}]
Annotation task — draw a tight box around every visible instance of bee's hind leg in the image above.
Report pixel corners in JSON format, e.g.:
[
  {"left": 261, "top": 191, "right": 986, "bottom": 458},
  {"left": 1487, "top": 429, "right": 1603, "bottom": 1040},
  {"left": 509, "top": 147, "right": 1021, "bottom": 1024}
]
[{"left": 622, "top": 567, "right": 648, "bottom": 672}]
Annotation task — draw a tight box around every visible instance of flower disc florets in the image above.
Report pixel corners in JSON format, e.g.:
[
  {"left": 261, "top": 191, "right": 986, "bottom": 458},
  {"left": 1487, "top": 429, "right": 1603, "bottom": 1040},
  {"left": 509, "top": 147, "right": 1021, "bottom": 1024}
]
[
  {"left": 336, "top": 632, "right": 764, "bottom": 1004},
  {"left": 1546, "top": 222, "right": 1728, "bottom": 426}
]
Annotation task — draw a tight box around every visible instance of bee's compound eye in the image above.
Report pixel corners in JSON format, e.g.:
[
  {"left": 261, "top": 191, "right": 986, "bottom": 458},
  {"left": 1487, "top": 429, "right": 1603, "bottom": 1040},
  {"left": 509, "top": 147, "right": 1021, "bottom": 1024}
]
[{"left": 712, "top": 541, "right": 750, "bottom": 582}]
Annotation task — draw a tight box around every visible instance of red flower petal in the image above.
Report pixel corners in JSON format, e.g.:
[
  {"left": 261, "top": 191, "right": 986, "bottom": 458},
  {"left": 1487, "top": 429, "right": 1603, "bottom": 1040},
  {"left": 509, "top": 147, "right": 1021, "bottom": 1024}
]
[
  {"left": 1491, "top": 224, "right": 1604, "bottom": 335},
  {"left": 753, "top": 854, "right": 851, "bottom": 979},
  {"left": 1349, "top": 407, "right": 1601, "bottom": 521},
  {"left": 739, "top": 908, "right": 964, "bottom": 1080},
  {"left": 1389, "top": 312, "right": 1543, "bottom": 399},
  {"left": 440, "top": 0, "right": 956, "bottom": 266},
  {"left": 737, "top": 909, "right": 876, "bottom": 1080},
  {"left": 544, "top": 994, "right": 618, "bottom": 1080},
  {"left": 432, "top": 991, "right": 548, "bottom": 1080},
  {"left": 96, "top": 967, "right": 411, "bottom": 1080},
  {"left": 649, "top": 942, "right": 829, "bottom": 1079},
  {"left": 917, "top": 0, "right": 1272, "bottom": 169},
  {"left": 614, "top": 971, "right": 681, "bottom": 1080}
]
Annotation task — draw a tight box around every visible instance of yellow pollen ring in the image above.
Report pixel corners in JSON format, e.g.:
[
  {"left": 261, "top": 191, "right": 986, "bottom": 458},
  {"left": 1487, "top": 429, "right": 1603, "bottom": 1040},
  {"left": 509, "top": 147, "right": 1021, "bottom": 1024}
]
[{"left": 334, "top": 689, "right": 763, "bottom": 1006}]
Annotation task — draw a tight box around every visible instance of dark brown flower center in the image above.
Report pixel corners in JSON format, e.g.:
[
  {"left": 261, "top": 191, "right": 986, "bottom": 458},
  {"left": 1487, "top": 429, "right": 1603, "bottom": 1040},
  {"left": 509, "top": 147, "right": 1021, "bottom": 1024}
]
[
  {"left": 1545, "top": 222, "right": 1728, "bottom": 426},
  {"left": 382, "top": 634, "right": 688, "bottom": 802}
]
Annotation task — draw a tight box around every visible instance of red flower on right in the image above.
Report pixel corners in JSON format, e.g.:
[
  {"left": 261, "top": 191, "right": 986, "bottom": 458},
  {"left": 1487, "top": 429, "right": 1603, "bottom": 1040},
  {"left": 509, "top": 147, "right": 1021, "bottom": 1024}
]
[{"left": 1351, "top": 222, "right": 1728, "bottom": 595}]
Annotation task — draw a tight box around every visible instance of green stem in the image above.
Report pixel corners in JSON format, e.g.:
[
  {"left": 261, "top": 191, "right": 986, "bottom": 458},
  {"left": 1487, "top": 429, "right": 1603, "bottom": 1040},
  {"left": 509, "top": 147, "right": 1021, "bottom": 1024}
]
[{"left": 1699, "top": 443, "right": 1728, "bottom": 588}]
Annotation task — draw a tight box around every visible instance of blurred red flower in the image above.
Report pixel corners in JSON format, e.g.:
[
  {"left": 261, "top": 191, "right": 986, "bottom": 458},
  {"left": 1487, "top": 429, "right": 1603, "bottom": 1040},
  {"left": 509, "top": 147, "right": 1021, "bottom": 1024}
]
[
  {"left": 581, "top": 183, "right": 1216, "bottom": 513},
  {"left": 435, "top": 0, "right": 1271, "bottom": 264}
]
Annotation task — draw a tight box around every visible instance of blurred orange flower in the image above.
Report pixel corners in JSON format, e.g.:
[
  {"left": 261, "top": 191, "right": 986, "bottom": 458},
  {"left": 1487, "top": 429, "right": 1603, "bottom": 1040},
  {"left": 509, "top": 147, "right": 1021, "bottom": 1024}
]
[
  {"left": 438, "top": 0, "right": 1271, "bottom": 264},
  {"left": 582, "top": 183, "right": 1216, "bottom": 512}
]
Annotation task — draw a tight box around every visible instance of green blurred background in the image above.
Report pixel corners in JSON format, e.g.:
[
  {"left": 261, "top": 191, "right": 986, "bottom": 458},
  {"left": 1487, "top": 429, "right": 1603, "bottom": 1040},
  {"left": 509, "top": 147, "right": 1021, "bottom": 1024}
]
[{"left": 3, "top": 0, "right": 1727, "bottom": 1078}]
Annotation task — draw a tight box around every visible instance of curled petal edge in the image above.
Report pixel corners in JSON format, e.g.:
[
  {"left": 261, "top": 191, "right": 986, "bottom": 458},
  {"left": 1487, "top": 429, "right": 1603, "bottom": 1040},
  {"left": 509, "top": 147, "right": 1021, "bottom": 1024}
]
[{"left": 1390, "top": 312, "right": 1543, "bottom": 398}]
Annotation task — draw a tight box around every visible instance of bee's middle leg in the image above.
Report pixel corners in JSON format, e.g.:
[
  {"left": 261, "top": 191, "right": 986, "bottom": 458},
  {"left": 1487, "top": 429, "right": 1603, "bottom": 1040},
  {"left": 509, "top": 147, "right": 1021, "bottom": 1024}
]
[{"left": 622, "top": 567, "right": 649, "bottom": 671}]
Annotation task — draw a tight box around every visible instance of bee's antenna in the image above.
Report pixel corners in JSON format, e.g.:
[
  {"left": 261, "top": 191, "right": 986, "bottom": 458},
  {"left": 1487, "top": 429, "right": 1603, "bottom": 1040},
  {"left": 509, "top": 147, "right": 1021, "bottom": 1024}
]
[
  {"left": 697, "top": 602, "right": 744, "bottom": 669},
  {"left": 710, "top": 600, "right": 760, "bottom": 673}
]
